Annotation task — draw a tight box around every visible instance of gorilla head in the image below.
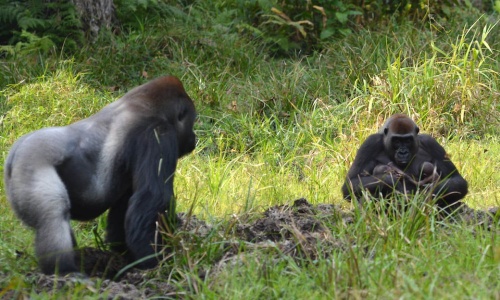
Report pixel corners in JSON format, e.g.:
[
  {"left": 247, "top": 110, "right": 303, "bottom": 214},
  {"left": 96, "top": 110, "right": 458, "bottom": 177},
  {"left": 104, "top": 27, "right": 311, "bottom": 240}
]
[{"left": 381, "top": 114, "right": 420, "bottom": 167}]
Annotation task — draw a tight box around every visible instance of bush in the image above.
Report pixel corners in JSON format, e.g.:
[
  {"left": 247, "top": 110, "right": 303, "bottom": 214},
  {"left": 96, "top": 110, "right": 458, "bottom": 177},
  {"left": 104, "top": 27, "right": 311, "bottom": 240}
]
[{"left": 0, "top": 0, "right": 83, "bottom": 55}]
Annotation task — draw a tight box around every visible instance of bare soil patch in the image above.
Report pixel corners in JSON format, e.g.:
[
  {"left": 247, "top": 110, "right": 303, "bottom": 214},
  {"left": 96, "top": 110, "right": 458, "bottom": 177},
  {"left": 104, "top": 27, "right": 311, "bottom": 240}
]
[{"left": 6, "top": 199, "right": 498, "bottom": 299}]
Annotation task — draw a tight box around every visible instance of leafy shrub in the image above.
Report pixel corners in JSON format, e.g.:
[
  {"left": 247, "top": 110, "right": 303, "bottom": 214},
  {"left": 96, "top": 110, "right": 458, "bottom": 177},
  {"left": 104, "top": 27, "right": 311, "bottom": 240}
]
[
  {"left": 114, "top": 0, "right": 177, "bottom": 31},
  {"left": 235, "top": 0, "right": 361, "bottom": 56},
  {"left": 225, "top": 0, "right": 488, "bottom": 56},
  {"left": 0, "top": 0, "right": 83, "bottom": 55}
]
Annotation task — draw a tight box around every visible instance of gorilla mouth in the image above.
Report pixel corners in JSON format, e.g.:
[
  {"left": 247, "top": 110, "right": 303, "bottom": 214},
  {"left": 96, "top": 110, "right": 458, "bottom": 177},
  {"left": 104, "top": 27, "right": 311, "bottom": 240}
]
[{"left": 395, "top": 154, "right": 410, "bottom": 166}]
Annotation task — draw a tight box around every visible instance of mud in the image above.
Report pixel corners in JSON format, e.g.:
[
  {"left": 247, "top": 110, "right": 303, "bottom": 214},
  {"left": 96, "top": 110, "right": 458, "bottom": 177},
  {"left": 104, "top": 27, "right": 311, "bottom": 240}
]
[{"left": 5, "top": 199, "right": 498, "bottom": 299}]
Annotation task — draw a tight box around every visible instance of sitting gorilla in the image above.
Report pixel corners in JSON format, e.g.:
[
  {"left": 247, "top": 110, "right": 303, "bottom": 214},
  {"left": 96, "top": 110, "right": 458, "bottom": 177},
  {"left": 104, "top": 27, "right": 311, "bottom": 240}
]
[{"left": 342, "top": 114, "right": 468, "bottom": 210}]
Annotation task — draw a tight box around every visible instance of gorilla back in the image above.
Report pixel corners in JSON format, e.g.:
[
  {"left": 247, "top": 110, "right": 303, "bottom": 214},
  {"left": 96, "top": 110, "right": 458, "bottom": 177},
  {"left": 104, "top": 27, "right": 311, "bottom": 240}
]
[{"left": 4, "top": 76, "right": 197, "bottom": 275}]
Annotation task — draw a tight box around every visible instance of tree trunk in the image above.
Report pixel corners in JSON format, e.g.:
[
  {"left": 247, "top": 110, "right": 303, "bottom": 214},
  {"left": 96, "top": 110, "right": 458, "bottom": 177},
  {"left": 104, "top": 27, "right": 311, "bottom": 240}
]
[{"left": 70, "top": 0, "right": 115, "bottom": 41}]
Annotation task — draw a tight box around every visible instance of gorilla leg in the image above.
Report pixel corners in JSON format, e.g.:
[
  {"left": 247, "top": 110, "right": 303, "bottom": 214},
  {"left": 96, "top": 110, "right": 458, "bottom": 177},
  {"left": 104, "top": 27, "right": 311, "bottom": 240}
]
[
  {"left": 106, "top": 197, "right": 130, "bottom": 254},
  {"left": 36, "top": 218, "right": 77, "bottom": 274},
  {"left": 15, "top": 167, "right": 78, "bottom": 274},
  {"left": 124, "top": 190, "right": 166, "bottom": 269}
]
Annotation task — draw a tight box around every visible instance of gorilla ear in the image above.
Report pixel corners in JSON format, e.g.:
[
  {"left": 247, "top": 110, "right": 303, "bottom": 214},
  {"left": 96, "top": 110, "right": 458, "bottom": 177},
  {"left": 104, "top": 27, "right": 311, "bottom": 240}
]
[
  {"left": 384, "top": 127, "right": 389, "bottom": 135},
  {"left": 415, "top": 126, "right": 420, "bottom": 134},
  {"left": 177, "top": 107, "right": 188, "bottom": 122}
]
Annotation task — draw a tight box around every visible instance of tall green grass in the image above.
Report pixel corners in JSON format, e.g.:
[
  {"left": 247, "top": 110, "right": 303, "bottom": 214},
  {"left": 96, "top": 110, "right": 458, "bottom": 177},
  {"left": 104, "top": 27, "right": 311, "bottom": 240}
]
[{"left": 0, "top": 6, "right": 499, "bottom": 299}]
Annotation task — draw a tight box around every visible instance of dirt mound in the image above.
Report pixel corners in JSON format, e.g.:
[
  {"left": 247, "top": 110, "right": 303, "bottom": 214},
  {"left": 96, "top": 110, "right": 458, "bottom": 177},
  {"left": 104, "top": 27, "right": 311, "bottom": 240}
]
[
  {"left": 74, "top": 247, "right": 127, "bottom": 279},
  {"left": 20, "top": 199, "right": 498, "bottom": 298},
  {"left": 20, "top": 272, "right": 177, "bottom": 300},
  {"left": 455, "top": 205, "right": 499, "bottom": 230},
  {"left": 232, "top": 198, "right": 351, "bottom": 260},
  {"left": 237, "top": 198, "right": 351, "bottom": 243}
]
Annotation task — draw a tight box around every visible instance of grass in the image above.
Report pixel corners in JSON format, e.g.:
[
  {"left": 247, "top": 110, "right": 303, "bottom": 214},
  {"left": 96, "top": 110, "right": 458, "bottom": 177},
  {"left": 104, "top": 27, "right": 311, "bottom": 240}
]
[{"left": 0, "top": 3, "right": 499, "bottom": 299}]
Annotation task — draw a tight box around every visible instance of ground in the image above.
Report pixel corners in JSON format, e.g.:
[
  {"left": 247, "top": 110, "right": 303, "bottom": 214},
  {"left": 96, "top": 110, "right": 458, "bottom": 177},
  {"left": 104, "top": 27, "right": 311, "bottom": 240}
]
[{"left": 1, "top": 199, "right": 498, "bottom": 299}]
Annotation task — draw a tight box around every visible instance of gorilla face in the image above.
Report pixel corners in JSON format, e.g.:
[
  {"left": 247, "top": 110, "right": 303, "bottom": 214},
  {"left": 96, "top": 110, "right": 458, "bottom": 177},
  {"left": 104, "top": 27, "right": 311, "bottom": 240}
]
[
  {"left": 382, "top": 115, "right": 420, "bottom": 167},
  {"left": 175, "top": 101, "right": 197, "bottom": 157},
  {"left": 390, "top": 135, "right": 417, "bottom": 166}
]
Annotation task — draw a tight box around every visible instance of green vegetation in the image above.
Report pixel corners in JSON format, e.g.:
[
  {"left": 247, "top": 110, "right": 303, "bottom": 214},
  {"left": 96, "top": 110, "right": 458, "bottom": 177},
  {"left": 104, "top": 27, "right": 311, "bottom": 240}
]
[{"left": 0, "top": 1, "right": 499, "bottom": 298}]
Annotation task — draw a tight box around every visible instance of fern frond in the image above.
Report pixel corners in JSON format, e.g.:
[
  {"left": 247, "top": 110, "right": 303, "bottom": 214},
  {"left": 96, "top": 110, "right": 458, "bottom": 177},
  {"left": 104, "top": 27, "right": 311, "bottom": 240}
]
[{"left": 0, "top": 3, "right": 23, "bottom": 23}]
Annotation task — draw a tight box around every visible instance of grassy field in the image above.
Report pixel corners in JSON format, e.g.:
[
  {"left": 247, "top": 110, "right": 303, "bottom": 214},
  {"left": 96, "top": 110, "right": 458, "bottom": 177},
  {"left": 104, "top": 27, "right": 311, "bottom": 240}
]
[{"left": 0, "top": 2, "right": 499, "bottom": 299}]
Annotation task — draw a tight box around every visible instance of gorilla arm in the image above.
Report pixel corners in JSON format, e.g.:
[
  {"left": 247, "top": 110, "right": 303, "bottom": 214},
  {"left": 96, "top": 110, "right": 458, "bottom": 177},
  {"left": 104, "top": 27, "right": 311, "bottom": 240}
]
[
  {"left": 375, "top": 162, "right": 421, "bottom": 186},
  {"left": 342, "top": 134, "right": 404, "bottom": 200},
  {"left": 418, "top": 134, "right": 468, "bottom": 207},
  {"left": 414, "top": 161, "right": 439, "bottom": 186},
  {"left": 120, "top": 122, "right": 179, "bottom": 268}
]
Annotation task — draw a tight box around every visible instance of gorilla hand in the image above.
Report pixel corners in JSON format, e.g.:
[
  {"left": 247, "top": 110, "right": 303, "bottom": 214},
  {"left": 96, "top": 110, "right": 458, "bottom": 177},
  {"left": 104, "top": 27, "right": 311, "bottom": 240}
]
[
  {"left": 375, "top": 162, "right": 419, "bottom": 186},
  {"left": 416, "top": 162, "right": 440, "bottom": 186}
]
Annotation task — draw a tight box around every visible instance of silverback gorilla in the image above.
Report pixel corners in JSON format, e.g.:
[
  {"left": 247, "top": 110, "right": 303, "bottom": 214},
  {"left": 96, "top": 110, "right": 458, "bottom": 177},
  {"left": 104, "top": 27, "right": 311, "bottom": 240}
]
[
  {"left": 4, "top": 76, "right": 196, "bottom": 275},
  {"left": 342, "top": 114, "right": 468, "bottom": 210}
]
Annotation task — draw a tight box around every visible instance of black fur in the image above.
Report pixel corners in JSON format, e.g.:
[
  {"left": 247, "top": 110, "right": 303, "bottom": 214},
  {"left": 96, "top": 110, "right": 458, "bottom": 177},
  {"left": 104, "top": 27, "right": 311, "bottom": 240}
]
[{"left": 342, "top": 115, "right": 468, "bottom": 210}]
